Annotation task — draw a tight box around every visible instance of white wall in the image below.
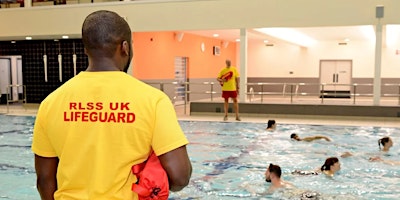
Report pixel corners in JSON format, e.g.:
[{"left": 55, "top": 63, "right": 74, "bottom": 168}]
[
  {"left": 245, "top": 38, "right": 400, "bottom": 78},
  {"left": 2, "top": 0, "right": 400, "bottom": 40},
  {"left": 382, "top": 45, "right": 400, "bottom": 78}
]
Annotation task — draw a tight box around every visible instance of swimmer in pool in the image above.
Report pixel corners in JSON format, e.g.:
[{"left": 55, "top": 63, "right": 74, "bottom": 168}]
[
  {"left": 266, "top": 120, "right": 276, "bottom": 131},
  {"left": 340, "top": 151, "right": 353, "bottom": 158},
  {"left": 265, "top": 163, "right": 294, "bottom": 193},
  {"left": 369, "top": 156, "right": 400, "bottom": 165},
  {"left": 378, "top": 136, "right": 393, "bottom": 152},
  {"left": 244, "top": 164, "right": 324, "bottom": 198},
  {"left": 343, "top": 136, "right": 393, "bottom": 158},
  {"left": 320, "top": 157, "right": 341, "bottom": 177},
  {"left": 290, "top": 133, "right": 331, "bottom": 142},
  {"left": 368, "top": 137, "right": 396, "bottom": 165},
  {"left": 291, "top": 157, "right": 341, "bottom": 176}
]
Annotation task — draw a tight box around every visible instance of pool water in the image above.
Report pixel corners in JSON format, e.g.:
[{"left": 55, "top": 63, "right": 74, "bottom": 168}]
[
  {"left": 0, "top": 115, "right": 36, "bottom": 200},
  {"left": 1, "top": 115, "right": 399, "bottom": 200}
]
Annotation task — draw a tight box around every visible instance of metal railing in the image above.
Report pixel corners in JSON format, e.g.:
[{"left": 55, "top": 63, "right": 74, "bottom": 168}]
[
  {"left": 6, "top": 84, "right": 27, "bottom": 113},
  {"left": 145, "top": 81, "right": 400, "bottom": 114}
]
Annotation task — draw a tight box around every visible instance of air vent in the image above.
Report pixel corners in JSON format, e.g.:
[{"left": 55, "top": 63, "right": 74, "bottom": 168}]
[{"left": 338, "top": 42, "right": 347, "bottom": 45}]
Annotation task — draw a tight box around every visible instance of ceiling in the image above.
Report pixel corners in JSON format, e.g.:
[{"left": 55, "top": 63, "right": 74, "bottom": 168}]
[
  {"left": 184, "top": 25, "right": 378, "bottom": 46},
  {"left": 3, "top": 26, "right": 383, "bottom": 46}
]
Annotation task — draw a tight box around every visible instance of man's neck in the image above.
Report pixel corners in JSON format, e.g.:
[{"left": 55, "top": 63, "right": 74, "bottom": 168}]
[
  {"left": 272, "top": 179, "right": 283, "bottom": 187},
  {"left": 86, "top": 57, "right": 120, "bottom": 72}
]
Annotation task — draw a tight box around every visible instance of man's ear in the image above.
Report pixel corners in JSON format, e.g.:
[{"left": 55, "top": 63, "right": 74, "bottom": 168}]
[{"left": 121, "top": 40, "right": 129, "bottom": 56}]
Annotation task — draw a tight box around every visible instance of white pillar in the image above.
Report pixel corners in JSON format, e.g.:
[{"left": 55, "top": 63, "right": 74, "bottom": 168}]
[
  {"left": 239, "top": 28, "right": 248, "bottom": 103},
  {"left": 373, "top": 9, "right": 383, "bottom": 105},
  {"left": 24, "top": 0, "right": 32, "bottom": 7}
]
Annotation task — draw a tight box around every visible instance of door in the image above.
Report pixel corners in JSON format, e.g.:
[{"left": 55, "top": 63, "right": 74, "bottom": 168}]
[
  {"left": 320, "top": 60, "right": 352, "bottom": 94},
  {"left": 319, "top": 60, "right": 337, "bottom": 91},
  {"left": 0, "top": 58, "right": 11, "bottom": 96},
  {"left": 174, "top": 56, "right": 188, "bottom": 105},
  {"left": 334, "top": 61, "right": 352, "bottom": 91},
  {"left": 0, "top": 56, "right": 23, "bottom": 103}
]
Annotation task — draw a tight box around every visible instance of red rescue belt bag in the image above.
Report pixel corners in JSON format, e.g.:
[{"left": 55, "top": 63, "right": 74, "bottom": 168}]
[{"left": 131, "top": 151, "right": 169, "bottom": 200}]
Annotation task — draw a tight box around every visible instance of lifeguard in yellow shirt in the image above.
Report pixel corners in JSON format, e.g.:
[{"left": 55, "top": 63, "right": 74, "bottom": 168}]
[
  {"left": 217, "top": 59, "right": 240, "bottom": 121},
  {"left": 32, "top": 10, "right": 192, "bottom": 200}
]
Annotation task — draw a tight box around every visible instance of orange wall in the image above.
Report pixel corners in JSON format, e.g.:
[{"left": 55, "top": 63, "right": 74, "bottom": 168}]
[{"left": 132, "top": 31, "right": 237, "bottom": 80}]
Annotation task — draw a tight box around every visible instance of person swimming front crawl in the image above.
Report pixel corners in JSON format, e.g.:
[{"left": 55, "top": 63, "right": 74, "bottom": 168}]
[{"left": 290, "top": 133, "right": 331, "bottom": 142}]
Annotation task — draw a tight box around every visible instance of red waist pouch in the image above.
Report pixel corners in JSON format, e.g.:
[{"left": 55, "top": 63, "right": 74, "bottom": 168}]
[{"left": 131, "top": 151, "right": 169, "bottom": 200}]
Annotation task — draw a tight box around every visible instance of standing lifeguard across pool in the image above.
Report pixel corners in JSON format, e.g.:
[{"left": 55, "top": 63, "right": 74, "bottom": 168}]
[{"left": 217, "top": 59, "right": 241, "bottom": 121}]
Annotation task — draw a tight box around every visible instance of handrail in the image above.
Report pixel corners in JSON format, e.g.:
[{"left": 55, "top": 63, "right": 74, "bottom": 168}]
[
  {"left": 6, "top": 84, "right": 27, "bottom": 113},
  {"left": 144, "top": 81, "right": 400, "bottom": 106}
]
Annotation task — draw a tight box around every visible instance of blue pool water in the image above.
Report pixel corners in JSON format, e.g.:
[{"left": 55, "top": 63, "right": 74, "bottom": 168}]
[{"left": 1, "top": 114, "right": 399, "bottom": 200}]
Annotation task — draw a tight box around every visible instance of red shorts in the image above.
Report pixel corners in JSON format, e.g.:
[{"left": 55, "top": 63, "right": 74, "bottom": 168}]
[{"left": 222, "top": 91, "right": 238, "bottom": 99}]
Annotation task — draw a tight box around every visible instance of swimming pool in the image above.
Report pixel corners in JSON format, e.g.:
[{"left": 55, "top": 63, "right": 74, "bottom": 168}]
[{"left": 1, "top": 114, "right": 399, "bottom": 200}]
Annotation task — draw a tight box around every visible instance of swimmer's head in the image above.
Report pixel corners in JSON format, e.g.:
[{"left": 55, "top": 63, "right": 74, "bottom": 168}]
[
  {"left": 321, "top": 157, "right": 340, "bottom": 172},
  {"left": 267, "top": 120, "right": 276, "bottom": 129},
  {"left": 290, "top": 133, "right": 300, "bottom": 141},
  {"left": 378, "top": 136, "right": 393, "bottom": 151},
  {"left": 265, "top": 163, "right": 281, "bottom": 182}
]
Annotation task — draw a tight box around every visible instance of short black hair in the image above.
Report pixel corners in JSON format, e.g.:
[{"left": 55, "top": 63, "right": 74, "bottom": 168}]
[
  {"left": 268, "top": 163, "right": 282, "bottom": 178},
  {"left": 267, "top": 120, "right": 276, "bottom": 128},
  {"left": 82, "top": 10, "right": 132, "bottom": 58},
  {"left": 378, "top": 136, "right": 390, "bottom": 149},
  {"left": 290, "top": 133, "right": 297, "bottom": 139}
]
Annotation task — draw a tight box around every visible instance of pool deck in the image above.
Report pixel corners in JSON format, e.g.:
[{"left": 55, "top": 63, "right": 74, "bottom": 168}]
[{"left": 1, "top": 101, "right": 400, "bottom": 128}]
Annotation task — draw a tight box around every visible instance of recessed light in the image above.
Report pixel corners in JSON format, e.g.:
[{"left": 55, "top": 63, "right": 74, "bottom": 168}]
[
  {"left": 213, "top": 34, "right": 219, "bottom": 37},
  {"left": 62, "top": 35, "right": 69, "bottom": 39},
  {"left": 25, "top": 36, "right": 32, "bottom": 40},
  {"left": 235, "top": 39, "right": 240, "bottom": 42},
  {"left": 344, "top": 38, "right": 350, "bottom": 42},
  {"left": 263, "top": 40, "right": 269, "bottom": 44},
  {"left": 11, "top": 41, "right": 16, "bottom": 44}
]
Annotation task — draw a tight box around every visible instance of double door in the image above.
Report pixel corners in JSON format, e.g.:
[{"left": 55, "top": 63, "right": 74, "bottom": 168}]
[
  {"left": 319, "top": 60, "right": 352, "bottom": 93},
  {"left": 0, "top": 56, "right": 23, "bottom": 103}
]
